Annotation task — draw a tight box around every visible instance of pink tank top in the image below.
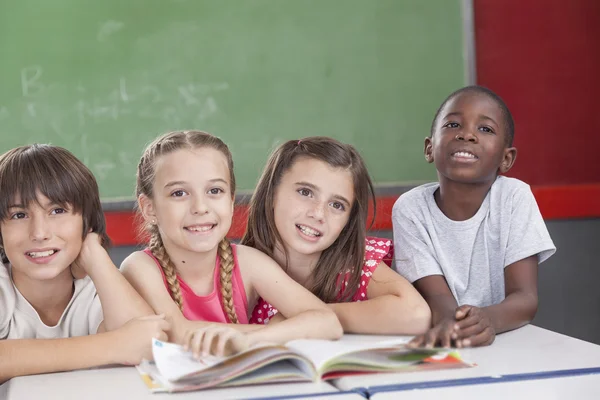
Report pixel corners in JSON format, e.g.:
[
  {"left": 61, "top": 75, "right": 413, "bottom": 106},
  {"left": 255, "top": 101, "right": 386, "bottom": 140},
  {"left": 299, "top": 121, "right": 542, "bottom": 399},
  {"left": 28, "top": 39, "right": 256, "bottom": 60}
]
[{"left": 144, "top": 244, "right": 249, "bottom": 324}]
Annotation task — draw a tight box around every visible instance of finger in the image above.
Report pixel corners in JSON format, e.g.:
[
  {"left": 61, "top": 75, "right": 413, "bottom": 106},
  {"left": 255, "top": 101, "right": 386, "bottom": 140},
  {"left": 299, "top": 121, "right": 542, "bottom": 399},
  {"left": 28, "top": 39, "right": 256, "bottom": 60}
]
[
  {"left": 461, "top": 327, "right": 494, "bottom": 347},
  {"left": 216, "top": 330, "right": 238, "bottom": 357},
  {"left": 191, "top": 329, "right": 207, "bottom": 358},
  {"left": 455, "top": 305, "right": 472, "bottom": 320},
  {"left": 455, "top": 314, "right": 481, "bottom": 331},
  {"left": 182, "top": 330, "right": 194, "bottom": 351},
  {"left": 455, "top": 321, "right": 485, "bottom": 339},
  {"left": 424, "top": 328, "right": 440, "bottom": 349},
  {"left": 157, "top": 331, "right": 168, "bottom": 342},
  {"left": 159, "top": 319, "right": 172, "bottom": 333},
  {"left": 440, "top": 325, "right": 454, "bottom": 348},
  {"left": 408, "top": 334, "right": 425, "bottom": 348},
  {"left": 201, "top": 327, "right": 222, "bottom": 357}
]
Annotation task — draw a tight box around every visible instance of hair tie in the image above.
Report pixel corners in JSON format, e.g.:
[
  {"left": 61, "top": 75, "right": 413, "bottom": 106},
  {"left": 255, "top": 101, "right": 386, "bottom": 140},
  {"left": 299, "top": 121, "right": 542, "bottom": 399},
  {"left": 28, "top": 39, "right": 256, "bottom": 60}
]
[{"left": 297, "top": 140, "right": 302, "bottom": 145}]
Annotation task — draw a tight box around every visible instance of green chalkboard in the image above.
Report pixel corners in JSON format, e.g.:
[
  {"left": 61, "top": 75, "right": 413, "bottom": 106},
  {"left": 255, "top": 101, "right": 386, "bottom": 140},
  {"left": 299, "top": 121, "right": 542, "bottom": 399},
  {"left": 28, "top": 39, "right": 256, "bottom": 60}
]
[{"left": 0, "top": 0, "right": 465, "bottom": 200}]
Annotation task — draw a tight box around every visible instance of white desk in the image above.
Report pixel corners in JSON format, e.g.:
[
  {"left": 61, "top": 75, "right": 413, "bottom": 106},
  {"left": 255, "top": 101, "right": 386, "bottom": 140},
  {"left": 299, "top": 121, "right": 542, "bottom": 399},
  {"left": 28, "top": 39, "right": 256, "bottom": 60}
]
[
  {"left": 332, "top": 325, "right": 600, "bottom": 395},
  {"left": 369, "top": 374, "right": 600, "bottom": 400},
  {"left": 0, "top": 367, "right": 364, "bottom": 400}
]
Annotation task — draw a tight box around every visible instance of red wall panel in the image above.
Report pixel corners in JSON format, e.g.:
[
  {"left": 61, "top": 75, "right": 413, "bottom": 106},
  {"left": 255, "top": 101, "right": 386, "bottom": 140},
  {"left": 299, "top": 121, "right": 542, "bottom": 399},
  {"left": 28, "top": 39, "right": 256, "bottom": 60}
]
[{"left": 474, "top": 0, "right": 600, "bottom": 186}]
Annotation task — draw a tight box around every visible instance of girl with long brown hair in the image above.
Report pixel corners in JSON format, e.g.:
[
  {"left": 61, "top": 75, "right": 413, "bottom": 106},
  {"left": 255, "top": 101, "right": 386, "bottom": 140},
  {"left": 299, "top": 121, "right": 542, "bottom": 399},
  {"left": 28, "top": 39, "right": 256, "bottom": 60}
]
[
  {"left": 242, "top": 137, "right": 431, "bottom": 334},
  {"left": 122, "top": 131, "right": 341, "bottom": 356}
]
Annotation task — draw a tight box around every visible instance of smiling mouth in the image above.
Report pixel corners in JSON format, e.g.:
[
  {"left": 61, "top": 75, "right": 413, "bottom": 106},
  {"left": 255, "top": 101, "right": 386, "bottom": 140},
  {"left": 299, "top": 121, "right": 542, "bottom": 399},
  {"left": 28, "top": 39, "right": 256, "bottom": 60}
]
[
  {"left": 185, "top": 224, "right": 216, "bottom": 233},
  {"left": 296, "top": 224, "right": 322, "bottom": 237},
  {"left": 451, "top": 151, "right": 478, "bottom": 160},
  {"left": 26, "top": 249, "right": 58, "bottom": 258}
]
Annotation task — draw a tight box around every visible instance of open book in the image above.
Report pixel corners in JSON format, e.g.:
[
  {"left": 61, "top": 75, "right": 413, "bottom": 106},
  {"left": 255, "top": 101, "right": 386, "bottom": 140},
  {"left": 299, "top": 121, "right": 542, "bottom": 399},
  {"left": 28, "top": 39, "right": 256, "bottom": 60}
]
[{"left": 137, "top": 338, "right": 471, "bottom": 393}]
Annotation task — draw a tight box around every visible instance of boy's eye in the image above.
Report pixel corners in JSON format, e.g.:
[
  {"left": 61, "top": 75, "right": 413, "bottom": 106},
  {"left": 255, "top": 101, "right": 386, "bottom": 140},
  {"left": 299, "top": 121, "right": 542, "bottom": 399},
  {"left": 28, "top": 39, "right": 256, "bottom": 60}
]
[
  {"left": 329, "top": 201, "right": 345, "bottom": 211},
  {"left": 10, "top": 212, "right": 26, "bottom": 220},
  {"left": 51, "top": 208, "right": 67, "bottom": 215},
  {"left": 171, "top": 190, "right": 187, "bottom": 197},
  {"left": 298, "top": 188, "right": 312, "bottom": 197},
  {"left": 479, "top": 126, "right": 494, "bottom": 134},
  {"left": 208, "top": 188, "right": 224, "bottom": 195},
  {"left": 444, "top": 122, "right": 460, "bottom": 128}
]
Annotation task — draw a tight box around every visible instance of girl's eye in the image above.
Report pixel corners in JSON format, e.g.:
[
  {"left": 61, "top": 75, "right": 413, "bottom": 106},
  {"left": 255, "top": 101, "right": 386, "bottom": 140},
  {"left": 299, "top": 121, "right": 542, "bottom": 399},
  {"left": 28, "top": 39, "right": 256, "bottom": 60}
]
[
  {"left": 444, "top": 122, "right": 460, "bottom": 128},
  {"left": 171, "top": 190, "right": 187, "bottom": 197},
  {"left": 330, "top": 202, "right": 345, "bottom": 211},
  {"left": 10, "top": 212, "right": 26, "bottom": 220},
  {"left": 298, "top": 188, "right": 312, "bottom": 197},
  {"left": 51, "top": 208, "right": 67, "bottom": 215},
  {"left": 479, "top": 126, "right": 494, "bottom": 134},
  {"left": 208, "top": 188, "right": 224, "bottom": 195}
]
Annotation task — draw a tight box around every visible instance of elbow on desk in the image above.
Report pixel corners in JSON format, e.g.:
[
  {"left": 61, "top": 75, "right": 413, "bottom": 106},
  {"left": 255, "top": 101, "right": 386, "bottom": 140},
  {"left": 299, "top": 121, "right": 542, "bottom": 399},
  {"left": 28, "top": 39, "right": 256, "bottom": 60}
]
[{"left": 405, "top": 301, "right": 432, "bottom": 335}]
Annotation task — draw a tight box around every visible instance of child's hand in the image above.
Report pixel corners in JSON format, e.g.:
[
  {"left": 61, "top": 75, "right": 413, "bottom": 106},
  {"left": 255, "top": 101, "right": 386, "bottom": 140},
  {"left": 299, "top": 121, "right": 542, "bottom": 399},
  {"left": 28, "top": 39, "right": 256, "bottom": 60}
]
[
  {"left": 452, "top": 305, "right": 495, "bottom": 347},
  {"left": 182, "top": 326, "right": 250, "bottom": 359},
  {"left": 70, "top": 262, "right": 87, "bottom": 280},
  {"left": 72, "top": 232, "right": 109, "bottom": 275},
  {"left": 112, "top": 314, "right": 170, "bottom": 365},
  {"left": 408, "top": 317, "right": 457, "bottom": 348}
]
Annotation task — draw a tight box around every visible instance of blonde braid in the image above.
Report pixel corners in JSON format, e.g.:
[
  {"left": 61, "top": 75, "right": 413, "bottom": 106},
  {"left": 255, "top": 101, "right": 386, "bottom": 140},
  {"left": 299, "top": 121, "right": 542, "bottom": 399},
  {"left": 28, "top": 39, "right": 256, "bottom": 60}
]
[
  {"left": 218, "top": 239, "right": 239, "bottom": 323},
  {"left": 149, "top": 228, "right": 184, "bottom": 311}
]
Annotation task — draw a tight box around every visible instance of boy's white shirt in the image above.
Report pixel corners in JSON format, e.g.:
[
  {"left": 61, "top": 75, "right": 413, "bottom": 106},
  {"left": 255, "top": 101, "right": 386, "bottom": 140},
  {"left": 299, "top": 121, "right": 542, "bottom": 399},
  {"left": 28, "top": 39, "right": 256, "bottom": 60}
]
[
  {"left": 0, "top": 263, "right": 103, "bottom": 339},
  {"left": 393, "top": 176, "right": 556, "bottom": 307}
]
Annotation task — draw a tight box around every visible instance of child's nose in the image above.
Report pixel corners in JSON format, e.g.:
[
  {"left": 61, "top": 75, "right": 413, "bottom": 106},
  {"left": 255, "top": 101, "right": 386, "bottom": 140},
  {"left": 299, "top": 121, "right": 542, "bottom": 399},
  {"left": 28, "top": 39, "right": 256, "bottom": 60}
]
[
  {"left": 29, "top": 216, "right": 51, "bottom": 242},
  {"left": 191, "top": 198, "right": 209, "bottom": 215},
  {"left": 308, "top": 202, "right": 326, "bottom": 221},
  {"left": 455, "top": 130, "right": 478, "bottom": 143}
]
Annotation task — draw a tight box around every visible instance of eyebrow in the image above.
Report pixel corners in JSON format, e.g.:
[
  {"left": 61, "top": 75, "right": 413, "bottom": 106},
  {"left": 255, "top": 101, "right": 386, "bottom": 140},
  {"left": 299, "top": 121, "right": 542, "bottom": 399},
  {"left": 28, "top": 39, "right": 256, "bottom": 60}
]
[
  {"left": 8, "top": 200, "right": 66, "bottom": 210},
  {"left": 164, "top": 178, "right": 229, "bottom": 189},
  {"left": 443, "top": 112, "right": 498, "bottom": 126},
  {"left": 295, "top": 181, "right": 351, "bottom": 206}
]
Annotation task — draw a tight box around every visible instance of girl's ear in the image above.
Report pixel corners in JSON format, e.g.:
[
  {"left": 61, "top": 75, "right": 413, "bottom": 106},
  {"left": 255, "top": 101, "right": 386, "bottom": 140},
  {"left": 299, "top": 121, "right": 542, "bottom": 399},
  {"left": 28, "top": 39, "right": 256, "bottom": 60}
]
[{"left": 138, "top": 194, "right": 156, "bottom": 223}]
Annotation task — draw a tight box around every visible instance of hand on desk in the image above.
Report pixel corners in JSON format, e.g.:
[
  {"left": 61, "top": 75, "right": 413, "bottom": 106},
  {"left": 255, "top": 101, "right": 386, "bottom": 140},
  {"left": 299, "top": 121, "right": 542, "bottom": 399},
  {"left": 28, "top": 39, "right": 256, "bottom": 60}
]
[
  {"left": 112, "top": 314, "right": 170, "bottom": 364},
  {"left": 182, "top": 325, "right": 251, "bottom": 359},
  {"left": 408, "top": 305, "right": 496, "bottom": 349},
  {"left": 408, "top": 317, "right": 457, "bottom": 348},
  {"left": 452, "top": 305, "right": 496, "bottom": 347}
]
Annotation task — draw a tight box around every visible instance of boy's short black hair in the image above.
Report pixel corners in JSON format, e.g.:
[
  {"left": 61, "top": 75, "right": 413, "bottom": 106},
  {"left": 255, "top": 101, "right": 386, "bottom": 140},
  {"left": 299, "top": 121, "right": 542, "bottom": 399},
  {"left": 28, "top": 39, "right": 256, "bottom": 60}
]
[{"left": 429, "top": 85, "right": 515, "bottom": 147}]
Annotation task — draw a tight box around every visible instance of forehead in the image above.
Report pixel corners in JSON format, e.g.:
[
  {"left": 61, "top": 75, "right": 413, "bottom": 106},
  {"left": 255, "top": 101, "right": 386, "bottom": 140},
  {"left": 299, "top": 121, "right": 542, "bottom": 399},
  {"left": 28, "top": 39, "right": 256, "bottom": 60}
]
[
  {"left": 10, "top": 192, "right": 55, "bottom": 208},
  {"left": 281, "top": 157, "right": 354, "bottom": 200},
  {"left": 442, "top": 92, "right": 504, "bottom": 123},
  {"left": 154, "top": 147, "right": 230, "bottom": 186}
]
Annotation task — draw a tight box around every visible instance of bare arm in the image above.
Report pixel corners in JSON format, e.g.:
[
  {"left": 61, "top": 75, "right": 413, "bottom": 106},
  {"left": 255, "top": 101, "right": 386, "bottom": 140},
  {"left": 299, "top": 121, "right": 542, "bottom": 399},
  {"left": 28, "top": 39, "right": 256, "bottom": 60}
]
[
  {"left": 239, "top": 246, "right": 342, "bottom": 344},
  {"left": 120, "top": 252, "right": 261, "bottom": 344},
  {"left": 483, "top": 255, "right": 538, "bottom": 333},
  {"left": 0, "top": 314, "right": 168, "bottom": 383},
  {"left": 76, "top": 234, "right": 154, "bottom": 332},
  {"left": 0, "top": 335, "right": 113, "bottom": 383},
  {"left": 413, "top": 275, "right": 458, "bottom": 325},
  {"left": 328, "top": 263, "right": 430, "bottom": 334}
]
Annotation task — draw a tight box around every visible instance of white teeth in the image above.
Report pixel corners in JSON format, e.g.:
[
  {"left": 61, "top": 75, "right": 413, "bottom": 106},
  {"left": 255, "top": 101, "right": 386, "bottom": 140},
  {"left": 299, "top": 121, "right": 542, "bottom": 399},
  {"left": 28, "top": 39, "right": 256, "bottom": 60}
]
[
  {"left": 27, "top": 250, "right": 56, "bottom": 258},
  {"left": 187, "top": 225, "right": 213, "bottom": 232},
  {"left": 297, "top": 225, "right": 321, "bottom": 237},
  {"left": 454, "top": 151, "right": 476, "bottom": 159}
]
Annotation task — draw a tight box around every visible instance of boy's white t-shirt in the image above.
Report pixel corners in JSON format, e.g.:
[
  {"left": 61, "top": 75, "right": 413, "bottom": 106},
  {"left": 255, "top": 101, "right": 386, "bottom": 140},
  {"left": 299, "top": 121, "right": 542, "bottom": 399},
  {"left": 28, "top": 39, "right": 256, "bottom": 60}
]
[
  {"left": 0, "top": 264, "right": 103, "bottom": 339},
  {"left": 392, "top": 176, "right": 556, "bottom": 307}
]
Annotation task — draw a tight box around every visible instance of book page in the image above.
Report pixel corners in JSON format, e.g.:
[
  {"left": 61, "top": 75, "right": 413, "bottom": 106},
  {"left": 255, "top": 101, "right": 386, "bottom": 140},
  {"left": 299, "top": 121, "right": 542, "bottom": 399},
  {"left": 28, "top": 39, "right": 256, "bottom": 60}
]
[
  {"left": 152, "top": 338, "right": 225, "bottom": 382},
  {"left": 151, "top": 338, "right": 317, "bottom": 385},
  {"left": 285, "top": 338, "right": 408, "bottom": 372}
]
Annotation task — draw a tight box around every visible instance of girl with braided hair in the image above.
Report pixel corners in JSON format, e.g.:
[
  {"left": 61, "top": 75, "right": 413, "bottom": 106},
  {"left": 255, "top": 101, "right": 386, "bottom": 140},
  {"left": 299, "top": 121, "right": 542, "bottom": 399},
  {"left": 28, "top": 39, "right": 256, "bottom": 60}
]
[{"left": 122, "top": 131, "right": 341, "bottom": 357}]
